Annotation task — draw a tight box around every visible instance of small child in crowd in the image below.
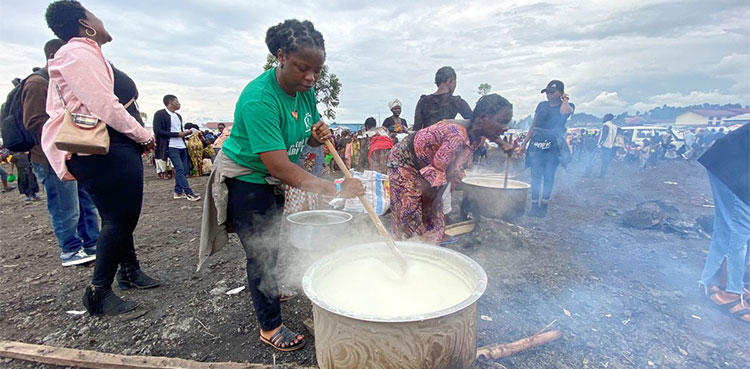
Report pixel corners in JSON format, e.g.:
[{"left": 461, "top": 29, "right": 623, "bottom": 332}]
[{"left": 7, "top": 153, "right": 40, "bottom": 202}]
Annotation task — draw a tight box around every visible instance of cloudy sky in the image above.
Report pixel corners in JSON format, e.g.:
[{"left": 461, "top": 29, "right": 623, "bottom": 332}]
[{"left": 1, "top": 0, "right": 748, "bottom": 125}]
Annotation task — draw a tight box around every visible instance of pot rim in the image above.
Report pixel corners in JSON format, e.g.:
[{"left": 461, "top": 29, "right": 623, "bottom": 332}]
[
  {"left": 461, "top": 177, "right": 530, "bottom": 189},
  {"left": 286, "top": 209, "right": 353, "bottom": 226},
  {"left": 302, "top": 241, "right": 488, "bottom": 323}
]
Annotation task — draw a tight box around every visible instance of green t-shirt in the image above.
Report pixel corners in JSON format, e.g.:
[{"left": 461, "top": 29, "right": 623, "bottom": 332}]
[{"left": 223, "top": 68, "right": 320, "bottom": 183}]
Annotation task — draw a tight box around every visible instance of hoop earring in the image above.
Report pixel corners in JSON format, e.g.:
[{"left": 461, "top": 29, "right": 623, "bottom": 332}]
[{"left": 85, "top": 27, "right": 97, "bottom": 37}]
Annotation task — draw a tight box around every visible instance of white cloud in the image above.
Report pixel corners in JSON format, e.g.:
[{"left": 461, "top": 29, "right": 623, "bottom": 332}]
[
  {"left": 632, "top": 90, "right": 746, "bottom": 113},
  {"left": 578, "top": 91, "right": 628, "bottom": 115},
  {"left": 0, "top": 0, "right": 748, "bottom": 125}
]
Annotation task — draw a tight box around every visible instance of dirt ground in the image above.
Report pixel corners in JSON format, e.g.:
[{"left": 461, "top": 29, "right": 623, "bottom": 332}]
[{"left": 0, "top": 153, "right": 747, "bottom": 369}]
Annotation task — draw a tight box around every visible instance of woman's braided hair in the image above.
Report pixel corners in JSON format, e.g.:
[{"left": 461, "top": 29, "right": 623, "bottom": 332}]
[{"left": 265, "top": 19, "right": 325, "bottom": 56}]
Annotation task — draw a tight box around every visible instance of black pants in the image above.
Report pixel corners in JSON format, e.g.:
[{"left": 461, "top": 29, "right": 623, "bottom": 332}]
[
  {"left": 226, "top": 178, "right": 284, "bottom": 331},
  {"left": 67, "top": 142, "right": 142, "bottom": 288},
  {"left": 528, "top": 149, "right": 559, "bottom": 201}
]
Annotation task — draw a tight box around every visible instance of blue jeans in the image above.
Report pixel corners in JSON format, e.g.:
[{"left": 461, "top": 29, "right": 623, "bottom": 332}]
[
  {"left": 699, "top": 172, "right": 750, "bottom": 294},
  {"left": 168, "top": 147, "right": 193, "bottom": 195},
  {"left": 33, "top": 163, "right": 100, "bottom": 255}
]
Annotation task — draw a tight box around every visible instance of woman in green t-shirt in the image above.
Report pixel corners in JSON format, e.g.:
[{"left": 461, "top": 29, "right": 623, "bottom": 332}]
[{"left": 219, "top": 20, "right": 364, "bottom": 352}]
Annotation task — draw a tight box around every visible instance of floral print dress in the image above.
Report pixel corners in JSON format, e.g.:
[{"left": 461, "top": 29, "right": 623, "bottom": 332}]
[
  {"left": 186, "top": 134, "right": 204, "bottom": 176},
  {"left": 387, "top": 120, "right": 478, "bottom": 244}
]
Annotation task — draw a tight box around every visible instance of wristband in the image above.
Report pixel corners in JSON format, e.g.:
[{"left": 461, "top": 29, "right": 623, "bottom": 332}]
[{"left": 335, "top": 183, "right": 342, "bottom": 195}]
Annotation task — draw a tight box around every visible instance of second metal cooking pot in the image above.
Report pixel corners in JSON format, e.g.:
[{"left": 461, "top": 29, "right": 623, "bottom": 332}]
[
  {"left": 461, "top": 177, "right": 530, "bottom": 220},
  {"left": 285, "top": 210, "right": 353, "bottom": 250}
]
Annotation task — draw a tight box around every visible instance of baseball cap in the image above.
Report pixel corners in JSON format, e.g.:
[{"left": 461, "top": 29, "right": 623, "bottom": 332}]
[{"left": 541, "top": 80, "right": 564, "bottom": 94}]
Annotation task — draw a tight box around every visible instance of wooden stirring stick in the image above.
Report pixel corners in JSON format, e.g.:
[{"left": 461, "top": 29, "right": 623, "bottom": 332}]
[{"left": 324, "top": 140, "right": 408, "bottom": 273}]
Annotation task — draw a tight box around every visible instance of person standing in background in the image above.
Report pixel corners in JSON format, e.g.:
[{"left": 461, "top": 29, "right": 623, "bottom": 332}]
[
  {"left": 358, "top": 117, "right": 393, "bottom": 173},
  {"left": 382, "top": 99, "right": 408, "bottom": 133},
  {"left": 521, "top": 80, "right": 575, "bottom": 217},
  {"left": 8, "top": 152, "right": 39, "bottom": 202},
  {"left": 23, "top": 38, "right": 99, "bottom": 266},
  {"left": 184, "top": 122, "right": 204, "bottom": 176},
  {"left": 413, "top": 66, "right": 473, "bottom": 131},
  {"left": 153, "top": 95, "right": 200, "bottom": 201},
  {"left": 597, "top": 113, "right": 617, "bottom": 177}
]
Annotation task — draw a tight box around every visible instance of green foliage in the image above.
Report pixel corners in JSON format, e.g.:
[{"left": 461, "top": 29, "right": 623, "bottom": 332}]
[
  {"left": 263, "top": 54, "right": 278, "bottom": 71},
  {"left": 477, "top": 83, "right": 492, "bottom": 96},
  {"left": 262, "top": 53, "right": 341, "bottom": 120},
  {"left": 315, "top": 67, "right": 341, "bottom": 120}
]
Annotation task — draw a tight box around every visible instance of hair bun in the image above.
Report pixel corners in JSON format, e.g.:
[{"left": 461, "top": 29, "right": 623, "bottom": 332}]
[{"left": 264, "top": 19, "right": 325, "bottom": 57}]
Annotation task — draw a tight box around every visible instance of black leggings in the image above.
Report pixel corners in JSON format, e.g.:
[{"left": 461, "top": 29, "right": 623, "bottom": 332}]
[
  {"left": 529, "top": 149, "right": 559, "bottom": 201},
  {"left": 67, "top": 142, "right": 143, "bottom": 288},
  {"left": 226, "top": 178, "right": 285, "bottom": 331}
]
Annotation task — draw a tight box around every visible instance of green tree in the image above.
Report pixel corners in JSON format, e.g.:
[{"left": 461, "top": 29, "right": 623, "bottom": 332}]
[
  {"left": 477, "top": 83, "right": 492, "bottom": 96},
  {"left": 140, "top": 112, "right": 148, "bottom": 122},
  {"left": 263, "top": 54, "right": 342, "bottom": 120}
]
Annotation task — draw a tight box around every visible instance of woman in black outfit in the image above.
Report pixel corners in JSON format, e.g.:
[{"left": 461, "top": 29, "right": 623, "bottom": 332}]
[
  {"left": 413, "top": 66, "right": 473, "bottom": 130},
  {"left": 45, "top": 0, "right": 159, "bottom": 315}
]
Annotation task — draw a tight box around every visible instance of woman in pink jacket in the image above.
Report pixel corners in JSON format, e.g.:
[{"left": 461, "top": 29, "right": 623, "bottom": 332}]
[{"left": 44, "top": 0, "right": 159, "bottom": 316}]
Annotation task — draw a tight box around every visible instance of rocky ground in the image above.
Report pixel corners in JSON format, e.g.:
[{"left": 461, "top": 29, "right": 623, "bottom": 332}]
[{"left": 0, "top": 153, "right": 747, "bottom": 369}]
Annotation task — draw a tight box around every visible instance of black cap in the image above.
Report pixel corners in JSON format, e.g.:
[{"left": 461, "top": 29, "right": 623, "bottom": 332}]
[{"left": 541, "top": 80, "right": 564, "bottom": 94}]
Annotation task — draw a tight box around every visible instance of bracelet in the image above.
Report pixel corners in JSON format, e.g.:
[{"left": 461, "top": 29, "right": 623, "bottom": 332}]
[
  {"left": 141, "top": 137, "right": 154, "bottom": 146},
  {"left": 335, "top": 182, "right": 342, "bottom": 195}
]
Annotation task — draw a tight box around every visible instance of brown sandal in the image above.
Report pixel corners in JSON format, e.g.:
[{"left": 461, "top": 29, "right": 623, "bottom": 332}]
[
  {"left": 260, "top": 326, "right": 306, "bottom": 352},
  {"left": 710, "top": 294, "right": 750, "bottom": 324}
]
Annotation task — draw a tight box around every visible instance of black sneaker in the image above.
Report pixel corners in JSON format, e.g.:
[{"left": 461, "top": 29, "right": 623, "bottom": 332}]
[
  {"left": 185, "top": 193, "right": 201, "bottom": 201},
  {"left": 82, "top": 285, "right": 138, "bottom": 316}
]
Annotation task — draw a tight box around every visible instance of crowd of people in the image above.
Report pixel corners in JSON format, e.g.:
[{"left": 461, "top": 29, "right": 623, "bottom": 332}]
[
  {"left": 1, "top": 0, "right": 746, "bottom": 358},
  {"left": 566, "top": 123, "right": 731, "bottom": 172}
]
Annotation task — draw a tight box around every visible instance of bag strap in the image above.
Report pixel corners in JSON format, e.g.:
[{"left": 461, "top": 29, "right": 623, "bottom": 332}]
[{"left": 53, "top": 82, "right": 67, "bottom": 110}]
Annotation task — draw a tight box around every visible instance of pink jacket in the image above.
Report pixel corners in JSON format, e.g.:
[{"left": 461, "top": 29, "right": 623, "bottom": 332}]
[{"left": 42, "top": 38, "right": 152, "bottom": 180}]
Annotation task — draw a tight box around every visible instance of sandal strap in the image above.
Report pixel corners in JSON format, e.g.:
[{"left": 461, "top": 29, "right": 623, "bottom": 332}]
[{"left": 269, "top": 326, "right": 300, "bottom": 346}]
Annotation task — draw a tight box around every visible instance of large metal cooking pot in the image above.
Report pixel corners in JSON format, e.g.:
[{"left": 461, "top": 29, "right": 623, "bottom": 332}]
[
  {"left": 303, "top": 241, "right": 487, "bottom": 369},
  {"left": 461, "top": 177, "right": 530, "bottom": 220},
  {"left": 285, "top": 210, "right": 353, "bottom": 250}
]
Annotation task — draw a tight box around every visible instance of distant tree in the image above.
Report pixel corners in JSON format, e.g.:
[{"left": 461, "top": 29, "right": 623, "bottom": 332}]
[
  {"left": 477, "top": 83, "right": 492, "bottom": 96},
  {"left": 262, "top": 53, "right": 277, "bottom": 71},
  {"left": 140, "top": 112, "right": 148, "bottom": 122},
  {"left": 263, "top": 53, "right": 341, "bottom": 120}
]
